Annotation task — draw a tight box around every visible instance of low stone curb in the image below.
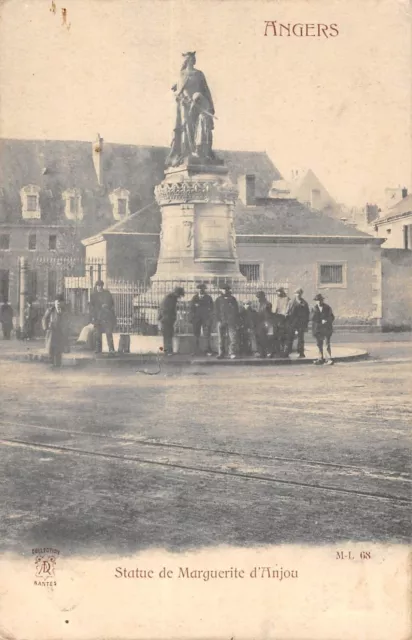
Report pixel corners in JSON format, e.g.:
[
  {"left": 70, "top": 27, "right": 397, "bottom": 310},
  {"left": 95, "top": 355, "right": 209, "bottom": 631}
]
[{"left": 0, "top": 348, "right": 369, "bottom": 367}]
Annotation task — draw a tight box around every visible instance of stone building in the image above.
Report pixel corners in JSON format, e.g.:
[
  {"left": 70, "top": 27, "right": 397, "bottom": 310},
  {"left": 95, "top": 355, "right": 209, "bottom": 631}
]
[
  {"left": 0, "top": 136, "right": 280, "bottom": 307},
  {"left": 84, "top": 180, "right": 384, "bottom": 327},
  {"left": 372, "top": 190, "right": 412, "bottom": 250},
  {"left": 370, "top": 191, "right": 412, "bottom": 329}
]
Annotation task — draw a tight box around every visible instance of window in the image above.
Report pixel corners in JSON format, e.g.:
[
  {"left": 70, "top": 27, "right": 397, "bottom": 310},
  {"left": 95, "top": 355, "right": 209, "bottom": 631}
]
[
  {"left": 49, "top": 235, "right": 57, "bottom": 250},
  {"left": 118, "top": 198, "right": 127, "bottom": 217},
  {"left": 27, "top": 195, "right": 38, "bottom": 211},
  {"left": 0, "top": 270, "right": 9, "bottom": 302},
  {"left": 20, "top": 185, "right": 41, "bottom": 219},
  {"left": 311, "top": 188, "right": 321, "bottom": 210},
  {"left": 28, "top": 234, "right": 37, "bottom": 251},
  {"left": 404, "top": 224, "right": 412, "bottom": 250},
  {"left": 0, "top": 234, "right": 10, "bottom": 250},
  {"left": 29, "top": 270, "right": 38, "bottom": 299},
  {"left": 48, "top": 270, "right": 57, "bottom": 300},
  {"left": 240, "top": 263, "right": 261, "bottom": 282},
  {"left": 245, "top": 175, "right": 256, "bottom": 206},
  {"left": 70, "top": 196, "right": 79, "bottom": 214},
  {"left": 109, "top": 188, "right": 130, "bottom": 220},
  {"left": 318, "top": 263, "right": 347, "bottom": 288},
  {"left": 62, "top": 189, "right": 83, "bottom": 220}
]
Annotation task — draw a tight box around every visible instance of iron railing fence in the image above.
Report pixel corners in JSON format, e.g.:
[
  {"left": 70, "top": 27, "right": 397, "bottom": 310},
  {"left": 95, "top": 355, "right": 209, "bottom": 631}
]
[
  {"left": 19, "top": 256, "right": 289, "bottom": 335},
  {"left": 109, "top": 279, "right": 289, "bottom": 334}
]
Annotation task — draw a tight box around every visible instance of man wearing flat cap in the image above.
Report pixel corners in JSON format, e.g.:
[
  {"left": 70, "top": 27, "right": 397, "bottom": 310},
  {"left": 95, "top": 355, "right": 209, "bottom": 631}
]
[
  {"left": 90, "top": 280, "right": 116, "bottom": 355},
  {"left": 214, "top": 284, "right": 240, "bottom": 359},
  {"left": 158, "top": 286, "right": 185, "bottom": 355},
  {"left": 272, "top": 286, "right": 291, "bottom": 357},
  {"left": 285, "top": 288, "right": 310, "bottom": 358},
  {"left": 311, "top": 293, "right": 335, "bottom": 365}
]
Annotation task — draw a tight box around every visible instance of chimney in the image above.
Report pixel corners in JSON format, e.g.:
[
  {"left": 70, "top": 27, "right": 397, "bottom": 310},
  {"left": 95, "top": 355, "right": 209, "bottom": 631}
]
[
  {"left": 92, "top": 133, "right": 104, "bottom": 185},
  {"left": 402, "top": 187, "right": 408, "bottom": 198},
  {"left": 238, "top": 174, "right": 256, "bottom": 206}
]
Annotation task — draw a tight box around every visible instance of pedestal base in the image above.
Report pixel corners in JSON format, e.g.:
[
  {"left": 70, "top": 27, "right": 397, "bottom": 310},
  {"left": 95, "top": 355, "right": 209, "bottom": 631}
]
[{"left": 152, "top": 163, "right": 245, "bottom": 284}]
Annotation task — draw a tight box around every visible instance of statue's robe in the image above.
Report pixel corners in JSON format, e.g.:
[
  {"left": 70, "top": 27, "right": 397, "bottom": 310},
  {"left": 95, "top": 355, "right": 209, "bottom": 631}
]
[{"left": 167, "top": 68, "right": 215, "bottom": 166}]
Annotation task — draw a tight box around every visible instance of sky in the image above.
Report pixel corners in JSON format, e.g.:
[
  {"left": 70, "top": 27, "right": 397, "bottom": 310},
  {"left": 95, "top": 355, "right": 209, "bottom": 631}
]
[{"left": 0, "top": 0, "right": 410, "bottom": 207}]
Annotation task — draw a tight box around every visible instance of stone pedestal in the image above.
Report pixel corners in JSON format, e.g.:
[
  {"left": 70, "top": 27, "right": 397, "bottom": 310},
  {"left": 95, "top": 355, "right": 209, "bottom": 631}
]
[{"left": 151, "top": 163, "right": 245, "bottom": 284}]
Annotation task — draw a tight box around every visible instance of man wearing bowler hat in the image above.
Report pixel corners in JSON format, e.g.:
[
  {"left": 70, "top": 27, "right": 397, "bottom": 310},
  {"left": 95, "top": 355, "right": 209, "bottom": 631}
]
[
  {"left": 90, "top": 280, "right": 117, "bottom": 355},
  {"left": 158, "top": 286, "right": 185, "bottom": 355},
  {"left": 285, "top": 288, "right": 310, "bottom": 358},
  {"left": 189, "top": 283, "right": 214, "bottom": 355},
  {"left": 311, "top": 293, "right": 335, "bottom": 365},
  {"left": 214, "top": 284, "right": 239, "bottom": 359}
]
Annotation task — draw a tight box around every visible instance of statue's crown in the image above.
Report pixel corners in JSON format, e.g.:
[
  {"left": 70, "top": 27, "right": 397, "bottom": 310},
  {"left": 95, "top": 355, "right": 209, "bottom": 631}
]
[{"left": 182, "top": 51, "right": 196, "bottom": 57}]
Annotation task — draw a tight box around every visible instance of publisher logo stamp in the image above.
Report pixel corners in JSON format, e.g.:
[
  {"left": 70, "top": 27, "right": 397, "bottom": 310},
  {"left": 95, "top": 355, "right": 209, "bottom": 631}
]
[{"left": 32, "top": 548, "right": 60, "bottom": 586}]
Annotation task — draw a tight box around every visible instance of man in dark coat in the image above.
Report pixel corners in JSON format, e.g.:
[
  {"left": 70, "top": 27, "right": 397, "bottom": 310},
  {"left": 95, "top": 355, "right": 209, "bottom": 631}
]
[
  {"left": 23, "top": 299, "right": 38, "bottom": 340},
  {"left": 272, "top": 287, "right": 291, "bottom": 357},
  {"left": 255, "top": 291, "right": 274, "bottom": 357},
  {"left": 285, "top": 288, "right": 310, "bottom": 358},
  {"left": 158, "top": 286, "right": 185, "bottom": 355},
  {"left": 89, "top": 280, "right": 116, "bottom": 355},
  {"left": 239, "top": 301, "right": 258, "bottom": 356},
  {"left": 311, "top": 293, "right": 335, "bottom": 365},
  {"left": 42, "top": 294, "right": 70, "bottom": 368},
  {"left": 214, "top": 284, "right": 239, "bottom": 359},
  {"left": 189, "top": 283, "right": 214, "bottom": 355},
  {"left": 0, "top": 302, "right": 14, "bottom": 339}
]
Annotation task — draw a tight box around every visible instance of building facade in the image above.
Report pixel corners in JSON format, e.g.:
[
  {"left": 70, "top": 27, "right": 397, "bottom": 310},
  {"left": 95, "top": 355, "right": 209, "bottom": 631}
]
[
  {"left": 0, "top": 137, "right": 280, "bottom": 308},
  {"left": 83, "top": 187, "right": 384, "bottom": 327}
]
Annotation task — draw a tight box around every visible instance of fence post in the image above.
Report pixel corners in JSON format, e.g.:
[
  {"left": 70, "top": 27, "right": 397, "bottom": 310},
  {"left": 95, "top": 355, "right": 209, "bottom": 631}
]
[{"left": 18, "top": 256, "right": 29, "bottom": 332}]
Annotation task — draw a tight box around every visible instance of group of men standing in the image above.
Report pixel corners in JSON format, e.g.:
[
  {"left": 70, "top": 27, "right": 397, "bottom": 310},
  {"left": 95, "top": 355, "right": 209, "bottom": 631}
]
[{"left": 159, "top": 284, "right": 335, "bottom": 364}]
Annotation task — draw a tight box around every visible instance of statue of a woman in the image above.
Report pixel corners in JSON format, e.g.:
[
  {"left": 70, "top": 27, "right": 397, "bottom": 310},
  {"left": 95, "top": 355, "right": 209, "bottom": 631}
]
[{"left": 167, "top": 52, "right": 218, "bottom": 167}]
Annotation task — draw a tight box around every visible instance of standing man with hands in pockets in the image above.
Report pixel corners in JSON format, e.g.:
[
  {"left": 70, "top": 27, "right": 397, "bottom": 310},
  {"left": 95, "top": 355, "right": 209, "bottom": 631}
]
[{"left": 311, "top": 293, "right": 335, "bottom": 365}]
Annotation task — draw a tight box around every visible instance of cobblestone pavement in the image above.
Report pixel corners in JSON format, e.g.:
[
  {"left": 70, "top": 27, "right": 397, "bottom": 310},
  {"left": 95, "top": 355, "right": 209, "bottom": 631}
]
[{"left": 0, "top": 334, "right": 410, "bottom": 555}]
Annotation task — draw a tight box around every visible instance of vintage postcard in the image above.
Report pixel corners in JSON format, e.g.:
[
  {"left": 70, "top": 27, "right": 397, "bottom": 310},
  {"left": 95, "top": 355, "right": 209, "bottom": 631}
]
[{"left": 0, "top": 0, "right": 411, "bottom": 638}]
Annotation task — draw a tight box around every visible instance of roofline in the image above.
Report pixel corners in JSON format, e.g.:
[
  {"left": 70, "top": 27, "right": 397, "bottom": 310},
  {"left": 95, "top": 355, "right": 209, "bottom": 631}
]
[
  {"left": 374, "top": 210, "right": 412, "bottom": 225},
  {"left": 236, "top": 234, "right": 383, "bottom": 245},
  {"left": 0, "top": 223, "right": 77, "bottom": 229},
  {"left": 82, "top": 231, "right": 159, "bottom": 245},
  {"left": 102, "top": 232, "right": 159, "bottom": 236},
  {"left": 82, "top": 234, "right": 105, "bottom": 246}
]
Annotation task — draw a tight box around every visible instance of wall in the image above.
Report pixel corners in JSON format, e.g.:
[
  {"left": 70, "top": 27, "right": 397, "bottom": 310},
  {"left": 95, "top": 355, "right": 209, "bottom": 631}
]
[
  {"left": 375, "top": 218, "right": 412, "bottom": 249},
  {"left": 0, "top": 226, "right": 83, "bottom": 307},
  {"left": 107, "top": 234, "right": 159, "bottom": 283},
  {"left": 381, "top": 249, "right": 412, "bottom": 329},
  {"left": 85, "top": 239, "right": 108, "bottom": 264},
  {"left": 237, "top": 241, "right": 381, "bottom": 324}
]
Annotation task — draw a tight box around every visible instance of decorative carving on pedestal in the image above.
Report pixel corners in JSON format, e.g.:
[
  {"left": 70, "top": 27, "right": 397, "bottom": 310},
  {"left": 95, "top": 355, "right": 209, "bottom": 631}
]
[
  {"left": 154, "top": 180, "right": 238, "bottom": 206},
  {"left": 229, "top": 220, "right": 237, "bottom": 254},
  {"left": 182, "top": 220, "right": 194, "bottom": 249}
]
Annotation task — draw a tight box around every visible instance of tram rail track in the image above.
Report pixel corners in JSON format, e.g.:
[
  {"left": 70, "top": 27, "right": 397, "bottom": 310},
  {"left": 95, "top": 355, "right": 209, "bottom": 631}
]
[
  {"left": 0, "top": 420, "right": 410, "bottom": 505},
  {"left": 0, "top": 419, "right": 409, "bottom": 480}
]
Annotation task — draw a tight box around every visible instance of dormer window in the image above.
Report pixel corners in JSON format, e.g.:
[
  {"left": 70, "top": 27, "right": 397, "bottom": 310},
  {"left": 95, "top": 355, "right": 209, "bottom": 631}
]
[
  {"left": 27, "top": 195, "right": 38, "bottom": 211},
  {"left": 20, "top": 185, "right": 41, "bottom": 219},
  {"left": 118, "top": 198, "right": 127, "bottom": 217},
  {"left": 110, "top": 188, "right": 130, "bottom": 220},
  {"left": 62, "top": 188, "right": 83, "bottom": 220}
]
